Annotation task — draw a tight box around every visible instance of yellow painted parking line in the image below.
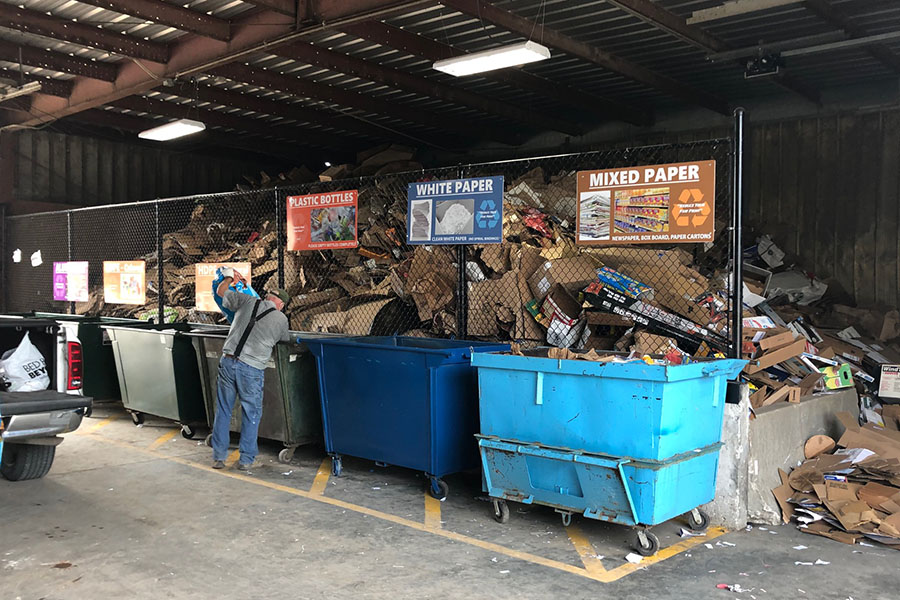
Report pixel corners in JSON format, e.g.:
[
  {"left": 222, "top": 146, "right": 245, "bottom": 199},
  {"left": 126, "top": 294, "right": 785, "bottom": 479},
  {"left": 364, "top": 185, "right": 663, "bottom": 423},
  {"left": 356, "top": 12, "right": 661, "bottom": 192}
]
[
  {"left": 603, "top": 528, "right": 728, "bottom": 580},
  {"left": 225, "top": 449, "right": 240, "bottom": 467},
  {"left": 424, "top": 493, "right": 442, "bottom": 530},
  {"left": 76, "top": 414, "right": 119, "bottom": 435},
  {"left": 147, "top": 429, "right": 180, "bottom": 451},
  {"left": 565, "top": 524, "right": 607, "bottom": 576},
  {"left": 309, "top": 458, "right": 331, "bottom": 495},
  {"left": 83, "top": 430, "right": 723, "bottom": 583}
]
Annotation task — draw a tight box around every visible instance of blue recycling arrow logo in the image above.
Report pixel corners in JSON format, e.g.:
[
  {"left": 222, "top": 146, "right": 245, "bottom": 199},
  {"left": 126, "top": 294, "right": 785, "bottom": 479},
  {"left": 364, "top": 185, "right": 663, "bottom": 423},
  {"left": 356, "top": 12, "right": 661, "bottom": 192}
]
[{"left": 477, "top": 199, "right": 499, "bottom": 228}]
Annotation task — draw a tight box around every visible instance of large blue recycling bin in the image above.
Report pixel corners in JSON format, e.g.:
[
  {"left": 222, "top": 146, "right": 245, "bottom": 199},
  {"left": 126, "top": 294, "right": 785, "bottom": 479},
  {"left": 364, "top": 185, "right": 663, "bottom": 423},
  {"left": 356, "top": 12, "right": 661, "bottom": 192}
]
[
  {"left": 300, "top": 335, "right": 509, "bottom": 497},
  {"left": 478, "top": 437, "right": 722, "bottom": 527},
  {"left": 472, "top": 352, "right": 746, "bottom": 461}
]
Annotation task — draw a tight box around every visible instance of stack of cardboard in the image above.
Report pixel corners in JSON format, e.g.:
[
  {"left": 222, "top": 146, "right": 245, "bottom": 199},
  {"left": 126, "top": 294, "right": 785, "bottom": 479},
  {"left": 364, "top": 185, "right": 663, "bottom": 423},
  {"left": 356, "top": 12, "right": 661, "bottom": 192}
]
[{"left": 773, "top": 411, "right": 900, "bottom": 549}]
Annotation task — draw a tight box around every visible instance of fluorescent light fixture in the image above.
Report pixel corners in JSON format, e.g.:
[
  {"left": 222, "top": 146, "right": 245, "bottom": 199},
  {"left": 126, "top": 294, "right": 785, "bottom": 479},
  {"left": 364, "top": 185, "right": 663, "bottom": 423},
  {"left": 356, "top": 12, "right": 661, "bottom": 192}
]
[
  {"left": 433, "top": 41, "right": 551, "bottom": 77},
  {"left": 0, "top": 81, "right": 42, "bottom": 102},
  {"left": 138, "top": 118, "right": 206, "bottom": 141}
]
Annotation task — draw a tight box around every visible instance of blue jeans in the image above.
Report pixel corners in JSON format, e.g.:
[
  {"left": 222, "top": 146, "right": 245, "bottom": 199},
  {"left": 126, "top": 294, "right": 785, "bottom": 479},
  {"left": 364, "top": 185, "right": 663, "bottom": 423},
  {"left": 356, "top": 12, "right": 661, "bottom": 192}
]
[{"left": 211, "top": 356, "right": 265, "bottom": 465}]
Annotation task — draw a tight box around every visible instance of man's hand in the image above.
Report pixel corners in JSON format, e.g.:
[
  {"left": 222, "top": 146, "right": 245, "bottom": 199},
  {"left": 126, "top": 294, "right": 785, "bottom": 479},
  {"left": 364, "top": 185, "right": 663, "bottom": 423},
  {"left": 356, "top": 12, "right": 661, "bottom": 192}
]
[{"left": 219, "top": 266, "right": 235, "bottom": 280}]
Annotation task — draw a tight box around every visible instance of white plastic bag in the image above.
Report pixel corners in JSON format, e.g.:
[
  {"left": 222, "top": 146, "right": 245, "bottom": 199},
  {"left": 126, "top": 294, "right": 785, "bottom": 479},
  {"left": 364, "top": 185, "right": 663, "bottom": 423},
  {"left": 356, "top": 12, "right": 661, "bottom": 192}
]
[{"left": 0, "top": 332, "right": 51, "bottom": 392}]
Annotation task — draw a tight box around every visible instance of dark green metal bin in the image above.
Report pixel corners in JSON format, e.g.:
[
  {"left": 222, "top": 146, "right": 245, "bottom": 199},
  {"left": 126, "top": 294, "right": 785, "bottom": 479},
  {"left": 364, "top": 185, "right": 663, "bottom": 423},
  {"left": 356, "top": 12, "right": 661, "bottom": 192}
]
[
  {"left": 103, "top": 323, "right": 210, "bottom": 438},
  {"left": 188, "top": 329, "right": 322, "bottom": 463}
]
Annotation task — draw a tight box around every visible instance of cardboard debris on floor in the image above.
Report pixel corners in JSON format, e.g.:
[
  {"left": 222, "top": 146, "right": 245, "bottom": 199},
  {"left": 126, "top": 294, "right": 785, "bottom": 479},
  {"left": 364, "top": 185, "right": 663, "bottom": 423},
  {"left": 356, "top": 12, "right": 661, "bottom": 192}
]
[{"left": 773, "top": 412, "right": 900, "bottom": 550}]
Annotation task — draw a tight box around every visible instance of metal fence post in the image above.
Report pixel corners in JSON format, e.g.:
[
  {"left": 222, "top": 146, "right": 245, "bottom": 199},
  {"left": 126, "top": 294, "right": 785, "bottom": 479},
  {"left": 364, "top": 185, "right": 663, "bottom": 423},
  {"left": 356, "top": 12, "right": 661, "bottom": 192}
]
[
  {"left": 156, "top": 200, "right": 164, "bottom": 323},
  {"left": 731, "top": 108, "right": 745, "bottom": 358},
  {"left": 275, "top": 187, "right": 285, "bottom": 289},
  {"left": 67, "top": 210, "right": 74, "bottom": 315}
]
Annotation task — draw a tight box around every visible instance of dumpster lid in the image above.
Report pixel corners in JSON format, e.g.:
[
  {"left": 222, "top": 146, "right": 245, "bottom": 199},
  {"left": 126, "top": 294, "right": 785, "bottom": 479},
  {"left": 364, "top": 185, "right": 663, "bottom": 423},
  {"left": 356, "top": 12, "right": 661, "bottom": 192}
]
[{"left": 297, "top": 334, "right": 509, "bottom": 356}]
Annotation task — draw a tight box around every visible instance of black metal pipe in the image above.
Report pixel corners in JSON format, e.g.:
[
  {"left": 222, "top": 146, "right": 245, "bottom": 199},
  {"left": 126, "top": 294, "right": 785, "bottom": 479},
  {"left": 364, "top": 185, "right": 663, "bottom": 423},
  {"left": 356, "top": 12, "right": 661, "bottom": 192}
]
[
  {"left": 67, "top": 211, "right": 74, "bottom": 315},
  {"left": 156, "top": 200, "right": 164, "bottom": 323},
  {"left": 731, "top": 108, "right": 745, "bottom": 358},
  {"left": 457, "top": 245, "right": 467, "bottom": 339},
  {"left": 275, "top": 187, "right": 285, "bottom": 289}
]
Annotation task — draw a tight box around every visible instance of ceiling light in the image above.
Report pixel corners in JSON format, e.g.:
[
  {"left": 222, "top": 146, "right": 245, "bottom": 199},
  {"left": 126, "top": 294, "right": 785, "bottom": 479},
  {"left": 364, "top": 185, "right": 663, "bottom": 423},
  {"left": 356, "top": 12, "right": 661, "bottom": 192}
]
[
  {"left": 138, "top": 118, "right": 206, "bottom": 141},
  {"left": 324, "top": 161, "right": 332, "bottom": 167},
  {"left": 433, "top": 41, "right": 551, "bottom": 77},
  {"left": 0, "top": 81, "right": 42, "bottom": 102}
]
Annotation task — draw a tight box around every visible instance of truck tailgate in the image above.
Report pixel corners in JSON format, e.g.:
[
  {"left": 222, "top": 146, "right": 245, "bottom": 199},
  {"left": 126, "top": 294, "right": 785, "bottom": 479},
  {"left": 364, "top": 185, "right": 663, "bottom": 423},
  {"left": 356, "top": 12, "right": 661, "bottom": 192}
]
[{"left": 0, "top": 391, "right": 92, "bottom": 417}]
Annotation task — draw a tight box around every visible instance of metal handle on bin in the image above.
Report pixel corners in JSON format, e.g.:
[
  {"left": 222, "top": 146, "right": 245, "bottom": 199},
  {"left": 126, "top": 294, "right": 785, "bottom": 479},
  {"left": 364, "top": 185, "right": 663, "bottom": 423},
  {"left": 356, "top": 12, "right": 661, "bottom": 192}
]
[{"left": 535, "top": 371, "right": 544, "bottom": 406}]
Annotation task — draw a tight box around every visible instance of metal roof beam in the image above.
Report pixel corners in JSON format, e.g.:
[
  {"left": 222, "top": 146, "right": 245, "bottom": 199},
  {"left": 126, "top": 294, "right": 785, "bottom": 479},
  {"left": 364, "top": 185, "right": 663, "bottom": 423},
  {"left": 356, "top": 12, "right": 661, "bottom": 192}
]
[
  {"left": 75, "top": 0, "right": 232, "bottom": 42},
  {"left": 602, "top": 0, "right": 819, "bottom": 104},
  {"left": 803, "top": 0, "right": 900, "bottom": 73},
  {"left": 7, "top": 2, "right": 445, "bottom": 129},
  {"left": 0, "top": 70, "right": 73, "bottom": 97},
  {"left": 338, "top": 21, "right": 652, "bottom": 126},
  {"left": 0, "top": 4, "right": 170, "bottom": 63},
  {"left": 250, "top": 0, "right": 434, "bottom": 19},
  {"left": 687, "top": 0, "right": 803, "bottom": 25},
  {"left": 209, "top": 62, "right": 518, "bottom": 145},
  {"left": 112, "top": 94, "right": 354, "bottom": 150},
  {"left": 275, "top": 41, "right": 583, "bottom": 135},
  {"left": 0, "top": 41, "right": 119, "bottom": 82},
  {"left": 441, "top": 0, "right": 730, "bottom": 115},
  {"left": 194, "top": 83, "right": 391, "bottom": 141}
]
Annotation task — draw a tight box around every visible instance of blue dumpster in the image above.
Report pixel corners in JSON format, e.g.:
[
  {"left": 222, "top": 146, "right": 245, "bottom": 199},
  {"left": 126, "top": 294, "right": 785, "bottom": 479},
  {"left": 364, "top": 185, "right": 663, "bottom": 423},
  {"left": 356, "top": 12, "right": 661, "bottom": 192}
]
[
  {"left": 473, "top": 351, "right": 745, "bottom": 555},
  {"left": 472, "top": 351, "right": 746, "bottom": 460},
  {"left": 301, "top": 335, "right": 509, "bottom": 499}
]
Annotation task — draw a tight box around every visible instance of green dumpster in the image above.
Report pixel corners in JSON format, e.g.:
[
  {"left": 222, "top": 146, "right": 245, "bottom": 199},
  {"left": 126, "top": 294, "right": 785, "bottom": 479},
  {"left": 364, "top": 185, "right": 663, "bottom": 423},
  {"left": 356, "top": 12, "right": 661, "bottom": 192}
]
[
  {"left": 188, "top": 329, "right": 322, "bottom": 463},
  {"left": 103, "top": 323, "right": 212, "bottom": 439}
]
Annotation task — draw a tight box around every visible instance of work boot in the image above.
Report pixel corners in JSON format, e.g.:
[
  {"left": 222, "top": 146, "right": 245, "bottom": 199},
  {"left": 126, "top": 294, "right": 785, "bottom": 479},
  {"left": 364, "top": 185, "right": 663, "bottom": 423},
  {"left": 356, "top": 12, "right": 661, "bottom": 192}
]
[
  {"left": 236, "top": 460, "right": 262, "bottom": 471},
  {"left": 212, "top": 460, "right": 225, "bottom": 470}
]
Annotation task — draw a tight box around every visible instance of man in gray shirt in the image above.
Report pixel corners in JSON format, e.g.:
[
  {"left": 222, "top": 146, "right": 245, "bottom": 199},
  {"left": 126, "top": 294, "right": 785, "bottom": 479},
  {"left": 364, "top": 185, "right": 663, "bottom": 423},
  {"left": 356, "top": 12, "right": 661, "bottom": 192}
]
[{"left": 211, "top": 267, "right": 291, "bottom": 470}]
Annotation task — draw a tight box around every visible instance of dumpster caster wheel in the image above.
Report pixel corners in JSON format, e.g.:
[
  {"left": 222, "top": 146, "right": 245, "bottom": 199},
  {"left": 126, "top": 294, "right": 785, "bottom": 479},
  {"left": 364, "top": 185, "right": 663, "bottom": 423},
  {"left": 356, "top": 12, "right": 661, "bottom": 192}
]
[
  {"left": 492, "top": 499, "right": 509, "bottom": 524},
  {"left": 130, "top": 412, "right": 144, "bottom": 426},
  {"left": 181, "top": 424, "right": 196, "bottom": 440},
  {"left": 686, "top": 508, "right": 710, "bottom": 532},
  {"left": 331, "top": 457, "right": 342, "bottom": 477},
  {"left": 278, "top": 448, "right": 295, "bottom": 464},
  {"left": 632, "top": 529, "right": 660, "bottom": 557},
  {"left": 84, "top": 406, "right": 93, "bottom": 418},
  {"left": 428, "top": 478, "right": 449, "bottom": 501}
]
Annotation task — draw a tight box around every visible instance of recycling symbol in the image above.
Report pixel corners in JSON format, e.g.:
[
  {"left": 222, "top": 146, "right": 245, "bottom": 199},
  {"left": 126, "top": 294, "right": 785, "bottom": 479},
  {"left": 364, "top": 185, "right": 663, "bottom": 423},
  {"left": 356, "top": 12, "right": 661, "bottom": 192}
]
[
  {"left": 671, "top": 189, "right": 711, "bottom": 227},
  {"left": 477, "top": 199, "right": 500, "bottom": 228}
]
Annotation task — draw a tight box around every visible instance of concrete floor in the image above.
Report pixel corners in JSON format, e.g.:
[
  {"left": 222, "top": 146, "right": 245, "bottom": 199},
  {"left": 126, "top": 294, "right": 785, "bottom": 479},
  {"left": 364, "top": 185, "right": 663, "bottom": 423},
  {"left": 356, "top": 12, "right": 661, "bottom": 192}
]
[{"left": 2, "top": 407, "right": 898, "bottom": 600}]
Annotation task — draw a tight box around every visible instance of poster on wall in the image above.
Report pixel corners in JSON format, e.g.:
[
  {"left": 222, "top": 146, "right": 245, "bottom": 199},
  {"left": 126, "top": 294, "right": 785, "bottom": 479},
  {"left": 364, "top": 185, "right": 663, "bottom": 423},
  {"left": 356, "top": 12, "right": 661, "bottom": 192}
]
[
  {"left": 103, "top": 260, "right": 146, "bottom": 305},
  {"left": 286, "top": 190, "right": 358, "bottom": 251},
  {"left": 195, "top": 262, "right": 251, "bottom": 312},
  {"left": 576, "top": 161, "right": 716, "bottom": 245},
  {"left": 53, "top": 261, "right": 89, "bottom": 302},
  {"left": 407, "top": 176, "right": 503, "bottom": 245}
]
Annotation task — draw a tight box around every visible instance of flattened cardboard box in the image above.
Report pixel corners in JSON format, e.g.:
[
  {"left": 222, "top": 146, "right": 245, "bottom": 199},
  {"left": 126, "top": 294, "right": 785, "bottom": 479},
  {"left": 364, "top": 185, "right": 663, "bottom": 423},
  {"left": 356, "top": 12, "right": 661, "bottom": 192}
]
[{"left": 527, "top": 256, "right": 599, "bottom": 299}]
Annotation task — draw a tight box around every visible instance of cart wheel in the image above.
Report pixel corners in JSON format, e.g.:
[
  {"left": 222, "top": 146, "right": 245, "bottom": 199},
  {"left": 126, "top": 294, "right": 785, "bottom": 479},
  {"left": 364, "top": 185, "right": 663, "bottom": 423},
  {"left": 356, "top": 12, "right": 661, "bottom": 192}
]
[
  {"left": 631, "top": 529, "right": 660, "bottom": 557},
  {"left": 130, "top": 412, "right": 144, "bottom": 426},
  {"left": 560, "top": 511, "right": 572, "bottom": 527},
  {"left": 204, "top": 433, "right": 213, "bottom": 448},
  {"left": 492, "top": 499, "right": 509, "bottom": 524},
  {"left": 428, "top": 478, "right": 449, "bottom": 501},
  {"left": 686, "top": 508, "right": 710, "bottom": 532},
  {"left": 278, "top": 448, "right": 295, "bottom": 464},
  {"left": 181, "top": 424, "right": 196, "bottom": 440},
  {"left": 331, "top": 456, "right": 342, "bottom": 477}
]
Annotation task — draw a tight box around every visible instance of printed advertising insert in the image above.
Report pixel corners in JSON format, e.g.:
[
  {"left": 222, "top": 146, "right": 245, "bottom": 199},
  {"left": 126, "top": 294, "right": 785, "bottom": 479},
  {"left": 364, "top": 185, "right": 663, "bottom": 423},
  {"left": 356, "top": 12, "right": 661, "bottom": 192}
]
[
  {"left": 287, "top": 190, "right": 358, "bottom": 251},
  {"left": 195, "top": 262, "right": 251, "bottom": 312},
  {"left": 103, "top": 260, "right": 146, "bottom": 305},
  {"left": 53, "top": 261, "right": 89, "bottom": 302},
  {"left": 407, "top": 176, "right": 503, "bottom": 245},
  {"left": 576, "top": 161, "right": 716, "bottom": 245}
]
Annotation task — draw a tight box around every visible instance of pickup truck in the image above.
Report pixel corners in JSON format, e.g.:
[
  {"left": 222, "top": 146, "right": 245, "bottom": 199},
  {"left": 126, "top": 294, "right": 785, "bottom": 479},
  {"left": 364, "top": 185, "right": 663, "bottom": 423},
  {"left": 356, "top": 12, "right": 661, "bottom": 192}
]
[{"left": 0, "top": 319, "right": 91, "bottom": 481}]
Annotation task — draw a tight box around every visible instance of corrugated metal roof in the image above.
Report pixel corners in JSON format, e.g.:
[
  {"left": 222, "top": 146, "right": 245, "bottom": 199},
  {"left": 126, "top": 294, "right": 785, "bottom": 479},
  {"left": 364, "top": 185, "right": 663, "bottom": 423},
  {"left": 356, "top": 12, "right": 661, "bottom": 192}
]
[{"left": 2, "top": 0, "right": 898, "bottom": 153}]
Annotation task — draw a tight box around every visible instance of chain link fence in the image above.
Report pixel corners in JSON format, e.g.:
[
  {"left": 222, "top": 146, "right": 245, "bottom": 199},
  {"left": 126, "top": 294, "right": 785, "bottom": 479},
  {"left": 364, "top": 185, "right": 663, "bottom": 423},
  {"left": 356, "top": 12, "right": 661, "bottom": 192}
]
[{"left": 4, "top": 138, "right": 739, "bottom": 357}]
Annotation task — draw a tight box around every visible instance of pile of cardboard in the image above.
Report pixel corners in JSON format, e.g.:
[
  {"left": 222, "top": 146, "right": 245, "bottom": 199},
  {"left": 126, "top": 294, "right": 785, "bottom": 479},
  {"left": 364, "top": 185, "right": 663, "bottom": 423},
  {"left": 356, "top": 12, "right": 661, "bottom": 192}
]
[{"left": 773, "top": 410, "right": 900, "bottom": 549}]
